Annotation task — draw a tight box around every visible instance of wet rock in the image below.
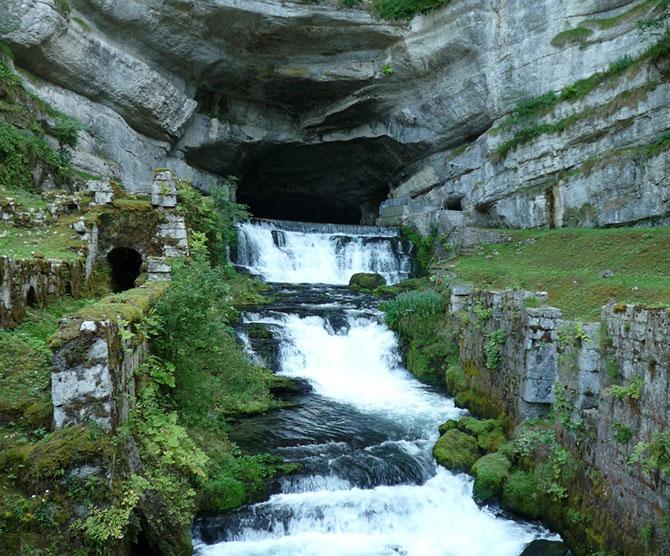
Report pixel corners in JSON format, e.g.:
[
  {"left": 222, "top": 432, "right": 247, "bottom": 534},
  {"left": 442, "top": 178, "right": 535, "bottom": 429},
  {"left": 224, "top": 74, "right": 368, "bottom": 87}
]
[
  {"left": 599, "top": 269, "right": 615, "bottom": 279},
  {"left": 348, "top": 272, "right": 386, "bottom": 291},
  {"left": 519, "top": 539, "right": 572, "bottom": 556},
  {"left": 432, "top": 429, "right": 481, "bottom": 472}
]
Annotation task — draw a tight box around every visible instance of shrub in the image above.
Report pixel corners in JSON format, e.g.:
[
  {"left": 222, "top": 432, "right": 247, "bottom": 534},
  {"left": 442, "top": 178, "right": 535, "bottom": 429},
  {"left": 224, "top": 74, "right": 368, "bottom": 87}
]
[
  {"left": 373, "top": 0, "right": 451, "bottom": 20},
  {"left": 176, "top": 178, "right": 248, "bottom": 266},
  {"left": 151, "top": 234, "right": 272, "bottom": 422},
  {"left": 484, "top": 329, "right": 506, "bottom": 369},
  {"left": 608, "top": 376, "right": 644, "bottom": 401},
  {"left": 381, "top": 289, "right": 445, "bottom": 330}
]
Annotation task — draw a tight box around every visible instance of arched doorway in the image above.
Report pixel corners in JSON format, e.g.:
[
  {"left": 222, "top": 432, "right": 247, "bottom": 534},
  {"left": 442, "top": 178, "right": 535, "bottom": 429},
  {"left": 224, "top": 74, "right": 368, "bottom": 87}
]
[
  {"left": 107, "top": 247, "right": 143, "bottom": 292},
  {"left": 26, "top": 286, "right": 38, "bottom": 307}
]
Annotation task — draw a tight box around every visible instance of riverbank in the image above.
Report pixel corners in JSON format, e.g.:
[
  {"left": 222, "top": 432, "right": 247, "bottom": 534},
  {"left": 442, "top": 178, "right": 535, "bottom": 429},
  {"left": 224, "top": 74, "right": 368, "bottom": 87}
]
[
  {"left": 0, "top": 183, "right": 300, "bottom": 555},
  {"left": 382, "top": 229, "right": 670, "bottom": 555}
]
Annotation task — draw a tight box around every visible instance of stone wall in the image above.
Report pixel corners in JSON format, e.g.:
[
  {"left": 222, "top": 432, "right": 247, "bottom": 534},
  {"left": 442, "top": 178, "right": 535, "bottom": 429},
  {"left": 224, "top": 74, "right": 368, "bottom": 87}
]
[
  {"left": 51, "top": 318, "right": 143, "bottom": 430},
  {"left": 50, "top": 283, "right": 166, "bottom": 430},
  {"left": 451, "top": 287, "right": 670, "bottom": 551},
  {"left": 0, "top": 255, "right": 88, "bottom": 328},
  {"left": 452, "top": 287, "right": 559, "bottom": 420}
]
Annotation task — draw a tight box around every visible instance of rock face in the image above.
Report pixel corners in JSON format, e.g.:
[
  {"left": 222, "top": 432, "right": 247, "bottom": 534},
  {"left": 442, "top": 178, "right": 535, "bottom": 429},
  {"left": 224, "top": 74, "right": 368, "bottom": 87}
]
[
  {"left": 1, "top": 0, "right": 667, "bottom": 226},
  {"left": 451, "top": 286, "right": 670, "bottom": 554}
]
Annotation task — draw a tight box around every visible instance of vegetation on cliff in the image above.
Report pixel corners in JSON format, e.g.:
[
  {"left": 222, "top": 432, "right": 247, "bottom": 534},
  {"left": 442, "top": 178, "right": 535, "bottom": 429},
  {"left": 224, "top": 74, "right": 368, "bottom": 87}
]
[{"left": 0, "top": 181, "right": 295, "bottom": 554}]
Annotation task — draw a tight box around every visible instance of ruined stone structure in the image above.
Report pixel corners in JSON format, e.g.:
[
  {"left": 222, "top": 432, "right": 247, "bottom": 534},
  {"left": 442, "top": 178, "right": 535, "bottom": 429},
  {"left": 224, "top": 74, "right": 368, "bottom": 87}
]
[{"left": 451, "top": 286, "right": 670, "bottom": 551}]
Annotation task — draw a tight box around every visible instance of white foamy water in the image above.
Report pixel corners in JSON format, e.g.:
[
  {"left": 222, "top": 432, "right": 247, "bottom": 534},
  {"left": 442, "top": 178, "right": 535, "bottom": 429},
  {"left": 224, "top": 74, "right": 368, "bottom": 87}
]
[
  {"left": 235, "top": 220, "right": 412, "bottom": 284},
  {"left": 196, "top": 222, "right": 558, "bottom": 555}
]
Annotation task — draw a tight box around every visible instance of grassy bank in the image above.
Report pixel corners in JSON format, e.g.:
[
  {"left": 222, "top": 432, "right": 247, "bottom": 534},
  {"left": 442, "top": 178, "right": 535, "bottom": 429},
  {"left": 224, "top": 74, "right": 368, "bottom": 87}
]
[{"left": 439, "top": 226, "right": 670, "bottom": 320}]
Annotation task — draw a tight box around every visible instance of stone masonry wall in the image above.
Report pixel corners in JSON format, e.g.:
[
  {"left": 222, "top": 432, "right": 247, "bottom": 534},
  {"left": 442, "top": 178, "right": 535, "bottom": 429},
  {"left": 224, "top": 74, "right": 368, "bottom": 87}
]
[
  {"left": 51, "top": 318, "right": 144, "bottom": 431},
  {"left": 0, "top": 256, "right": 88, "bottom": 328},
  {"left": 451, "top": 287, "right": 670, "bottom": 550},
  {"left": 452, "top": 287, "right": 560, "bottom": 421}
]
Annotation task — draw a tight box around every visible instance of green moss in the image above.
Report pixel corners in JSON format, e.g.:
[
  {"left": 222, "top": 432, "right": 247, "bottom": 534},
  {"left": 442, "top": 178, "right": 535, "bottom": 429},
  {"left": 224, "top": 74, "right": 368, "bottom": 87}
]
[
  {"left": 349, "top": 272, "right": 386, "bottom": 291},
  {"left": 471, "top": 452, "right": 511, "bottom": 504},
  {"left": 456, "top": 416, "right": 507, "bottom": 453},
  {"left": 551, "top": 27, "right": 594, "bottom": 48},
  {"left": 25, "top": 425, "right": 111, "bottom": 486},
  {"left": 433, "top": 429, "right": 481, "bottom": 472},
  {"left": 500, "top": 470, "right": 542, "bottom": 519}
]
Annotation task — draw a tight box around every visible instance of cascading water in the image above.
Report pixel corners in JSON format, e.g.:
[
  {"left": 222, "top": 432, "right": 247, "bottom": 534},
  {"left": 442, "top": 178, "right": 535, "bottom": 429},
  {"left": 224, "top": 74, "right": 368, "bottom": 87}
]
[
  {"left": 194, "top": 219, "right": 557, "bottom": 555},
  {"left": 235, "top": 219, "right": 413, "bottom": 285}
]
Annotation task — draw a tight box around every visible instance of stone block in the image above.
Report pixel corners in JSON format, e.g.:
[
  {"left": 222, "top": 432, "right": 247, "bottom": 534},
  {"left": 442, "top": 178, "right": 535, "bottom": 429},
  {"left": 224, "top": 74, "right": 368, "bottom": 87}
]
[
  {"left": 147, "top": 256, "right": 172, "bottom": 281},
  {"left": 87, "top": 179, "right": 115, "bottom": 205},
  {"left": 151, "top": 170, "right": 177, "bottom": 208}
]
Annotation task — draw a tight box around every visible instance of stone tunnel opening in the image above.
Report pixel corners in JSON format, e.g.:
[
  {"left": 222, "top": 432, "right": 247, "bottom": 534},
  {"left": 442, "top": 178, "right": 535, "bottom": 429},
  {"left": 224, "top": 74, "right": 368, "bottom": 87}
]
[
  {"left": 184, "top": 136, "right": 425, "bottom": 225},
  {"left": 107, "top": 247, "right": 143, "bottom": 292}
]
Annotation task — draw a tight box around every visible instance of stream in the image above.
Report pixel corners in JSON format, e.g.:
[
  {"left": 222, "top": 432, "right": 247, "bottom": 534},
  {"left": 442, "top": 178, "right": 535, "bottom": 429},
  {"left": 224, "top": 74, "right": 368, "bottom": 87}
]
[{"left": 192, "top": 219, "right": 557, "bottom": 556}]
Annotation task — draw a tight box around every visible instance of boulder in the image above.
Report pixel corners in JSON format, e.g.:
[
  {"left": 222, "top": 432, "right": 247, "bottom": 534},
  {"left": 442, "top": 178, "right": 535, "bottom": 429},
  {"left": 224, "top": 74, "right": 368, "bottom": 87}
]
[
  {"left": 432, "top": 429, "right": 481, "bottom": 472},
  {"left": 348, "top": 272, "right": 386, "bottom": 291}
]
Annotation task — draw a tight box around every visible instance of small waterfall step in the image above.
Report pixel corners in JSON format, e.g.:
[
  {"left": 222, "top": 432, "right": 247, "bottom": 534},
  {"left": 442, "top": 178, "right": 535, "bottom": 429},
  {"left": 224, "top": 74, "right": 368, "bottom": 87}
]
[{"left": 236, "top": 219, "right": 413, "bottom": 285}]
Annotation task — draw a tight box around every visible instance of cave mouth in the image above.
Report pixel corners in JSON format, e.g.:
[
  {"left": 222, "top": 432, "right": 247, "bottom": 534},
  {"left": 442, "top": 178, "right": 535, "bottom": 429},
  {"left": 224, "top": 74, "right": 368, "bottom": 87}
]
[
  {"left": 107, "top": 247, "right": 143, "bottom": 292},
  {"left": 186, "top": 136, "right": 425, "bottom": 225}
]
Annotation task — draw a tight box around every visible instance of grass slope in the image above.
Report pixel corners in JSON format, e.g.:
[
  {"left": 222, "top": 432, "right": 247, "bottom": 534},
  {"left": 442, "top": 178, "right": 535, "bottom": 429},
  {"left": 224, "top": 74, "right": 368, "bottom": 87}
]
[{"left": 441, "top": 227, "right": 670, "bottom": 320}]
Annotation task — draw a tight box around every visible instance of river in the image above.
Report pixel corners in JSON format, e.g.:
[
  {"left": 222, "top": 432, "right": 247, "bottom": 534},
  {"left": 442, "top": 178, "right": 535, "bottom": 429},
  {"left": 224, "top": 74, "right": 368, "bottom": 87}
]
[{"left": 193, "top": 219, "right": 556, "bottom": 556}]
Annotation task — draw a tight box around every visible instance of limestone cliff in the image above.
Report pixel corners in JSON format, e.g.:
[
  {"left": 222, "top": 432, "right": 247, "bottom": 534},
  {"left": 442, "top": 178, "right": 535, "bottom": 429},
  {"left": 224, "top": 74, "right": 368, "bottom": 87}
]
[{"left": 1, "top": 0, "right": 668, "bottom": 225}]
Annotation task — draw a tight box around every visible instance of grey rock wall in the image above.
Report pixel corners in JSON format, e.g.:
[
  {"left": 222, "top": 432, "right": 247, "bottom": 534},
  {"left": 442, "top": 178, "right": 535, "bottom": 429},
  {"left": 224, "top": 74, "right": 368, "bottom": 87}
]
[
  {"left": 452, "top": 286, "right": 670, "bottom": 550},
  {"left": 2, "top": 0, "right": 666, "bottom": 223}
]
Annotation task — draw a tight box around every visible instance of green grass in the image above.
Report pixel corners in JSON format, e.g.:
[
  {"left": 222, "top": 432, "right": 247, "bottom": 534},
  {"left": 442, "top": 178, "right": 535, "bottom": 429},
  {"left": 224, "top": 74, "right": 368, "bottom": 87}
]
[
  {"left": 0, "top": 297, "right": 96, "bottom": 426},
  {"left": 442, "top": 227, "right": 670, "bottom": 320},
  {"left": 0, "top": 219, "right": 86, "bottom": 261},
  {"left": 551, "top": 27, "right": 594, "bottom": 48}
]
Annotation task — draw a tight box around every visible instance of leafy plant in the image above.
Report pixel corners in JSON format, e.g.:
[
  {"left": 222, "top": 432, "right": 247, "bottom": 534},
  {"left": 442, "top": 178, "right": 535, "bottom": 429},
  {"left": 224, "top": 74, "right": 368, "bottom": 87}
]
[
  {"left": 484, "top": 329, "right": 507, "bottom": 370},
  {"left": 609, "top": 376, "right": 644, "bottom": 401},
  {"left": 612, "top": 422, "right": 633, "bottom": 444}
]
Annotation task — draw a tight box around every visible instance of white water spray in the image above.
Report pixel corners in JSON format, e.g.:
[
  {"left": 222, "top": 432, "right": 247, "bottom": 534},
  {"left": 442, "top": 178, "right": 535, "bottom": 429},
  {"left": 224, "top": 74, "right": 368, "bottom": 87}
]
[
  {"left": 196, "top": 222, "right": 558, "bottom": 555},
  {"left": 236, "top": 220, "right": 412, "bottom": 284}
]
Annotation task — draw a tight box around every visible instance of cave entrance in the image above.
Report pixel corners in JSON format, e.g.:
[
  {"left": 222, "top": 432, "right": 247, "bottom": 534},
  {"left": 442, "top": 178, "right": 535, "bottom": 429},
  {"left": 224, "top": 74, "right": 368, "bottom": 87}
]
[
  {"left": 185, "top": 136, "right": 424, "bottom": 225},
  {"left": 107, "top": 247, "right": 142, "bottom": 292},
  {"left": 26, "top": 286, "right": 38, "bottom": 307}
]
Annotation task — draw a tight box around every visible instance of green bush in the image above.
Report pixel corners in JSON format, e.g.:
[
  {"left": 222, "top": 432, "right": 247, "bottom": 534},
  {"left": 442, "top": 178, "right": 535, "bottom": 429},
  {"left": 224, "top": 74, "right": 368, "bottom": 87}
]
[
  {"left": 373, "top": 0, "right": 450, "bottom": 19},
  {"left": 381, "top": 289, "right": 445, "bottom": 329},
  {"left": 176, "top": 178, "right": 248, "bottom": 266},
  {"left": 151, "top": 234, "right": 272, "bottom": 422}
]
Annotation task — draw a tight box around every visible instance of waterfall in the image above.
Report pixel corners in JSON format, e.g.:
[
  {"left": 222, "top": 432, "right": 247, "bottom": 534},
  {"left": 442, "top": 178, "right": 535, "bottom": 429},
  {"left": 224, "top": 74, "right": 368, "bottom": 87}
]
[
  {"left": 235, "top": 219, "right": 412, "bottom": 285},
  {"left": 194, "top": 221, "right": 558, "bottom": 556}
]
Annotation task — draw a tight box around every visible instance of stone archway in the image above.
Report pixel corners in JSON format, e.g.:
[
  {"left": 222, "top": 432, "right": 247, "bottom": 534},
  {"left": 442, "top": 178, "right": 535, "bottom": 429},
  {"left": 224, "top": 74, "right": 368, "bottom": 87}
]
[
  {"left": 107, "top": 247, "right": 143, "bottom": 292},
  {"left": 26, "top": 286, "right": 38, "bottom": 307}
]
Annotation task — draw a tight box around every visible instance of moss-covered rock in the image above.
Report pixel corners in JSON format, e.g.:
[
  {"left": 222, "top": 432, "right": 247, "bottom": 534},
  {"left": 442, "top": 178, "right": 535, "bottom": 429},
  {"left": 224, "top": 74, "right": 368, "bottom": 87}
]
[
  {"left": 438, "top": 419, "right": 459, "bottom": 435},
  {"left": 349, "top": 272, "right": 386, "bottom": 291},
  {"left": 456, "top": 416, "right": 506, "bottom": 453},
  {"left": 500, "top": 470, "right": 542, "bottom": 519},
  {"left": 433, "top": 429, "right": 481, "bottom": 472},
  {"left": 471, "top": 452, "right": 511, "bottom": 504}
]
